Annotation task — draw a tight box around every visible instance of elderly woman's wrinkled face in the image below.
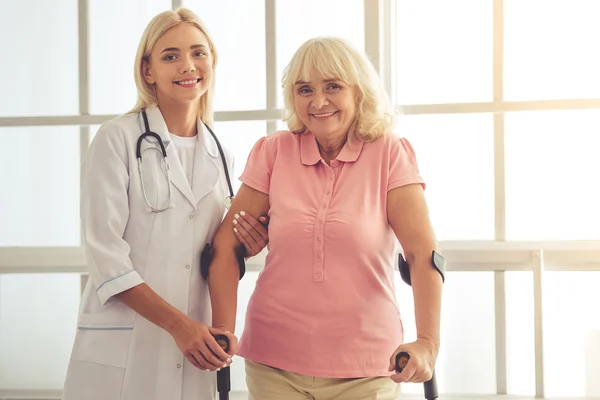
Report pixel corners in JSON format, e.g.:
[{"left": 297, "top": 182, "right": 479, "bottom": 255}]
[{"left": 293, "top": 70, "right": 357, "bottom": 140}]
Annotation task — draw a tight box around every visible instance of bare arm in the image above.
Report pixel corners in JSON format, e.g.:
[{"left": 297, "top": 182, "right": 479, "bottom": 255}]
[
  {"left": 116, "top": 283, "right": 187, "bottom": 335},
  {"left": 208, "top": 184, "right": 270, "bottom": 333},
  {"left": 116, "top": 284, "right": 231, "bottom": 370},
  {"left": 387, "top": 183, "right": 442, "bottom": 351}
]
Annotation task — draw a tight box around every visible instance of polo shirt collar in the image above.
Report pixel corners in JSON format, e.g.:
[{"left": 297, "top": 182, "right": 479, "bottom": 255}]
[{"left": 301, "top": 131, "right": 364, "bottom": 166}]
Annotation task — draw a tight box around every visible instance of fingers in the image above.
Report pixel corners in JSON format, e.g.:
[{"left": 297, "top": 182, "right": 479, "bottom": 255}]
[
  {"left": 187, "top": 351, "right": 205, "bottom": 370},
  {"left": 205, "top": 335, "right": 231, "bottom": 365},
  {"left": 233, "top": 213, "right": 259, "bottom": 247},
  {"left": 189, "top": 349, "right": 219, "bottom": 371},
  {"left": 233, "top": 226, "right": 256, "bottom": 253},
  {"left": 208, "top": 326, "right": 236, "bottom": 357},
  {"left": 235, "top": 211, "right": 268, "bottom": 241},
  {"left": 221, "top": 331, "right": 238, "bottom": 356},
  {"left": 389, "top": 356, "right": 432, "bottom": 383},
  {"left": 391, "top": 363, "right": 417, "bottom": 383}
]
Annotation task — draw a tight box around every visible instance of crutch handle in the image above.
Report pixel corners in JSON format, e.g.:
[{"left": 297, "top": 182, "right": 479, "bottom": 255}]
[
  {"left": 395, "top": 351, "right": 438, "bottom": 400},
  {"left": 213, "top": 334, "right": 231, "bottom": 400}
]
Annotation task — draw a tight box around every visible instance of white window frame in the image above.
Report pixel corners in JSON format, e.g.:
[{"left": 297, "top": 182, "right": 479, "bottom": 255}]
[{"left": 1, "top": 0, "right": 600, "bottom": 398}]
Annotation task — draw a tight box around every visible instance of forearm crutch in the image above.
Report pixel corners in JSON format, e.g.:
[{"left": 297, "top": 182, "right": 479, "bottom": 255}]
[
  {"left": 213, "top": 334, "right": 231, "bottom": 400},
  {"left": 395, "top": 250, "right": 446, "bottom": 400}
]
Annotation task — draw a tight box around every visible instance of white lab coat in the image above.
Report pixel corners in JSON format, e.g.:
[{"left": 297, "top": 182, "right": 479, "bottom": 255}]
[{"left": 62, "top": 105, "right": 233, "bottom": 400}]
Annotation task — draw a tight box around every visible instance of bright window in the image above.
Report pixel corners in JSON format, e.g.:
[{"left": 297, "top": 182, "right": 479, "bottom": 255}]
[
  {"left": 0, "top": 127, "right": 81, "bottom": 247},
  {"left": 395, "top": 0, "right": 493, "bottom": 104},
  {"left": 504, "top": 0, "right": 600, "bottom": 100},
  {"left": 397, "top": 114, "right": 495, "bottom": 241},
  {"left": 183, "top": 0, "right": 267, "bottom": 111},
  {"left": 0, "top": 0, "right": 79, "bottom": 117},
  {"left": 505, "top": 110, "right": 600, "bottom": 240},
  {"left": 0, "top": 274, "right": 80, "bottom": 390},
  {"left": 89, "top": 0, "right": 172, "bottom": 115}
]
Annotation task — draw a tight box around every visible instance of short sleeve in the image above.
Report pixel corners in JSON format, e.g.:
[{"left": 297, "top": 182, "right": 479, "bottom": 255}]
[
  {"left": 239, "top": 135, "right": 277, "bottom": 194},
  {"left": 388, "top": 137, "right": 426, "bottom": 191},
  {"left": 82, "top": 121, "right": 144, "bottom": 305}
]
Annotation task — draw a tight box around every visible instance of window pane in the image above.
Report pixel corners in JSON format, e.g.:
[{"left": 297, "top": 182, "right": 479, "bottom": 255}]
[
  {"left": 0, "top": 127, "right": 80, "bottom": 247},
  {"left": 275, "top": 120, "right": 288, "bottom": 132},
  {"left": 505, "top": 110, "right": 600, "bottom": 240},
  {"left": 395, "top": 0, "right": 493, "bottom": 105},
  {"left": 397, "top": 114, "right": 495, "bottom": 240},
  {"left": 505, "top": 0, "right": 600, "bottom": 100},
  {"left": 505, "top": 272, "right": 535, "bottom": 396},
  {"left": 89, "top": 0, "right": 172, "bottom": 115},
  {"left": 0, "top": 0, "right": 78, "bottom": 117},
  {"left": 396, "top": 272, "right": 496, "bottom": 394},
  {"left": 0, "top": 273, "right": 80, "bottom": 389},
  {"left": 184, "top": 0, "right": 266, "bottom": 111},
  {"left": 543, "top": 272, "right": 600, "bottom": 397},
  {"left": 213, "top": 121, "right": 267, "bottom": 193},
  {"left": 276, "top": 0, "right": 364, "bottom": 107}
]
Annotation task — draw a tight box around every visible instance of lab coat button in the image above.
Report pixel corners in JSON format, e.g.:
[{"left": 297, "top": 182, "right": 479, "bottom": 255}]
[
  {"left": 177, "top": 364, "right": 181, "bottom": 368},
  {"left": 185, "top": 265, "right": 190, "bottom": 269},
  {"left": 189, "top": 215, "right": 194, "bottom": 219}
]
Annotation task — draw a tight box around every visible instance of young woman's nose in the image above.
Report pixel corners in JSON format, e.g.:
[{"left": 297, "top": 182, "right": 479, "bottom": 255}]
[{"left": 180, "top": 55, "right": 196, "bottom": 74}]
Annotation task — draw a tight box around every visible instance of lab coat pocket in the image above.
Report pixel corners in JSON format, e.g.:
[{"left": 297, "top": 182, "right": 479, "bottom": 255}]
[
  {"left": 70, "top": 327, "right": 133, "bottom": 368},
  {"left": 78, "top": 288, "right": 137, "bottom": 328},
  {"left": 63, "top": 358, "right": 125, "bottom": 400}
]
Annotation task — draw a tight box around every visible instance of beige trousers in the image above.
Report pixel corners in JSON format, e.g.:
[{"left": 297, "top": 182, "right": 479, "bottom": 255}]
[{"left": 245, "top": 360, "right": 401, "bottom": 400}]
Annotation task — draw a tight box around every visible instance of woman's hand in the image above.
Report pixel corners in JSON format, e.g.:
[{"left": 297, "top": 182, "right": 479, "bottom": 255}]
[
  {"left": 169, "top": 318, "right": 234, "bottom": 371},
  {"left": 233, "top": 211, "right": 269, "bottom": 257},
  {"left": 388, "top": 338, "right": 438, "bottom": 383}
]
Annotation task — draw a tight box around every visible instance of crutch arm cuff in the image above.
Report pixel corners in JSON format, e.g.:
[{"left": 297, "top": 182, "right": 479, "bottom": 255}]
[
  {"left": 200, "top": 243, "right": 246, "bottom": 281},
  {"left": 399, "top": 250, "right": 446, "bottom": 286}
]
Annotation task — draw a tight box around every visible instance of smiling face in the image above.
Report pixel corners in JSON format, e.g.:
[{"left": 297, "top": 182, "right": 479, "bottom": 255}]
[
  {"left": 143, "top": 23, "right": 213, "bottom": 108},
  {"left": 293, "top": 70, "right": 357, "bottom": 142}
]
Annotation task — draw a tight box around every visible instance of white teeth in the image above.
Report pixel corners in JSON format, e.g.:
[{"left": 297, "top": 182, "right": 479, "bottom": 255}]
[
  {"left": 177, "top": 79, "right": 199, "bottom": 85},
  {"left": 313, "top": 112, "right": 336, "bottom": 117}
]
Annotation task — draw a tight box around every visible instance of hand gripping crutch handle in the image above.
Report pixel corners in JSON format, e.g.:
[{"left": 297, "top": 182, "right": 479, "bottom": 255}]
[
  {"left": 213, "top": 334, "right": 231, "bottom": 400},
  {"left": 397, "top": 251, "right": 445, "bottom": 400},
  {"left": 395, "top": 351, "right": 438, "bottom": 400}
]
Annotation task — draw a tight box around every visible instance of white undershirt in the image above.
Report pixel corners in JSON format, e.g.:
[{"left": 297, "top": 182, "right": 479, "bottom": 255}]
[{"left": 168, "top": 133, "right": 197, "bottom": 187}]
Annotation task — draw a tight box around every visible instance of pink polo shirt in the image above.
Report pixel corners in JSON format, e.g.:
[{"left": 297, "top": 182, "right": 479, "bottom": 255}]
[{"left": 236, "top": 130, "right": 425, "bottom": 378}]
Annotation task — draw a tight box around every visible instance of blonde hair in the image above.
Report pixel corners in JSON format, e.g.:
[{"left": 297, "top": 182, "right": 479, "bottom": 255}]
[
  {"left": 281, "top": 37, "right": 396, "bottom": 142},
  {"left": 128, "top": 8, "right": 218, "bottom": 127}
]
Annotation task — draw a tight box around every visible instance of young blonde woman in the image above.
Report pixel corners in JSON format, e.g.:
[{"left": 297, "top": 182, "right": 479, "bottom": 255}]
[
  {"left": 208, "top": 37, "right": 443, "bottom": 399},
  {"left": 62, "top": 8, "right": 268, "bottom": 400}
]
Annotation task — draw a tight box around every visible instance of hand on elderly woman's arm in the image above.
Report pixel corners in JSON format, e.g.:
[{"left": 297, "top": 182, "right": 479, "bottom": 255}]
[{"left": 386, "top": 183, "right": 443, "bottom": 383}]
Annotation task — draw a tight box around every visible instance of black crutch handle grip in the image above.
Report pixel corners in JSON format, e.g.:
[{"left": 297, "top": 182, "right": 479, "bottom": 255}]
[
  {"left": 214, "top": 334, "right": 230, "bottom": 353},
  {"left": 213, "top": 334, "right": 231, "bottom": 400},
  {"left": 394, "top": 351, "right": 438, "bottom": 400}
]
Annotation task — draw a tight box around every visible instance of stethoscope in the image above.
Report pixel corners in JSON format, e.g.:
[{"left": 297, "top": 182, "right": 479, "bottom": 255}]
[{"left": 136, "top": 109, "right": 234, "bottom": 212}]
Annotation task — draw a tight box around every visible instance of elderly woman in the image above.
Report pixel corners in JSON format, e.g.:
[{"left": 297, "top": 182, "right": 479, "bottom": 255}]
[{"left": 207, "top": 37, "right": 442, "bottom": 399}]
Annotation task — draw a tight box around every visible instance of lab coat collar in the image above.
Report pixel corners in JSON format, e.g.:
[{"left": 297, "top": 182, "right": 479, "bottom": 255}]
[
  {"left": 192, "top": 121, "right": 220, "bottom": 206},
  {"left": 198, "top": 121, "right": 219, "bottom": 158},
  {"left": 140, "top": 105, "right": 196, "bottom": 207},
  {"left": 140, "top": 105, "right": 221, "bottom": 209},
  {"left": 141, "top": 104, "right": 171, "bottom": 146}
]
